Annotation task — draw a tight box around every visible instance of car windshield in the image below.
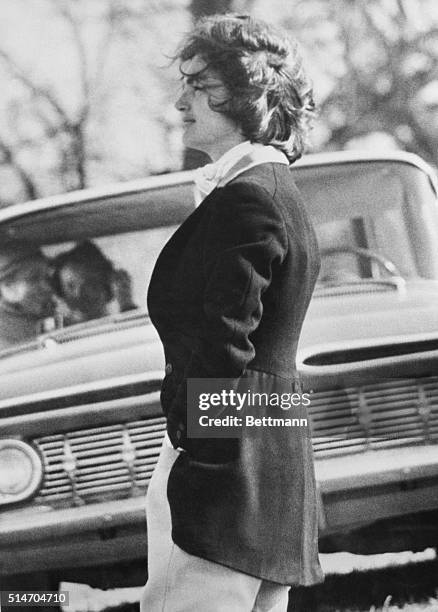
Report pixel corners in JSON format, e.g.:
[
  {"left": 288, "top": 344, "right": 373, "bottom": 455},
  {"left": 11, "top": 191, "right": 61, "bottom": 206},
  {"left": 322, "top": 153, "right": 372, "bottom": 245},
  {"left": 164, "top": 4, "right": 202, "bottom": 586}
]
[{"left": 293, "top": 160, "right": 438, "bottom": 285}]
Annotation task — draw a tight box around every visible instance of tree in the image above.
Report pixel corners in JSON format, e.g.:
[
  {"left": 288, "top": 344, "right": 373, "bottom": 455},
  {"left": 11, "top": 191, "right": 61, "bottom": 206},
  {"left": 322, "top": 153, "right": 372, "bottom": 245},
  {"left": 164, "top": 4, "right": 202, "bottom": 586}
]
[
  {"left": 317, "top": 0, "right": 438, "bottom": 165},
  {"left": 253, "top": 0, "right": 438, "bottom": 166},
  {"left": 3, "top": 0, "right": 438, "bottom": 204},
  {"left": 0, "top": 0, "right": 104, "bottom": 201},
  {"left": 0, "top": 0, "right": 190, "bottom": 204}
]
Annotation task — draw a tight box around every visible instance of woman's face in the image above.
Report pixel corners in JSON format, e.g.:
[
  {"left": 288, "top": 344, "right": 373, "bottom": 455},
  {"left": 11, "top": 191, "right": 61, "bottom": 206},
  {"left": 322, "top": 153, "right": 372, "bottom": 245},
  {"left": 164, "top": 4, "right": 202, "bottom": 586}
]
[
  {"left": 59, "top": 263, "right": 109, "bottom": 320},
  {"left": 1, "top": 258, "right": 55, "bottom": 318},
  {"left": 175, "top": 55, "right": 245, "bottom": 161}
]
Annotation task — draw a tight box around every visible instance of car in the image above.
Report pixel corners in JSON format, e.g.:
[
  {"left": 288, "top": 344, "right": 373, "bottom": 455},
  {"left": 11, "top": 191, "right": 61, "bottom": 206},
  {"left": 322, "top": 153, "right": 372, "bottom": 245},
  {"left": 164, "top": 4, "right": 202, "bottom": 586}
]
[{"left": 1, "top": 151, "right": 438, "bottom": 587}]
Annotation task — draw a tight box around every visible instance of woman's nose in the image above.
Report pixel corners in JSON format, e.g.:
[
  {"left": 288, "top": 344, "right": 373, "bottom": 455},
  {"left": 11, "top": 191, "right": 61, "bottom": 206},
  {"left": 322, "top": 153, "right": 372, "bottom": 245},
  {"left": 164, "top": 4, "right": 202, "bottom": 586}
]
[{"left": 175, "top": 88, "right": 190, "bottom": 111}]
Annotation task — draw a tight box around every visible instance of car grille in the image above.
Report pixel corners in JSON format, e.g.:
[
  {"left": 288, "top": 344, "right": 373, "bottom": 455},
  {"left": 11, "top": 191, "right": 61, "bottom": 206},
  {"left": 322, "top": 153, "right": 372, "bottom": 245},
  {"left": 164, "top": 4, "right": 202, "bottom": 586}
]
[
  {"left": 309, "top": 375, "right": 438, "bottom": 456},
  {"left": 34, "top": 417, "right": 166, "bottom": 506},
  {"left": 31, "top": 376, "right": 438, "bottom": 506}
]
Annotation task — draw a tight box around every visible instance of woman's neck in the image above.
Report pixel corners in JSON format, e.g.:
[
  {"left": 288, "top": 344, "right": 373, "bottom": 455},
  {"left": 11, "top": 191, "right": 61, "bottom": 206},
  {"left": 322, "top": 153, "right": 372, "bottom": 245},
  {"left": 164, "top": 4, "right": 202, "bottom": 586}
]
[{"left": 205, "top": 134, "right": 247, "bottom": 163}]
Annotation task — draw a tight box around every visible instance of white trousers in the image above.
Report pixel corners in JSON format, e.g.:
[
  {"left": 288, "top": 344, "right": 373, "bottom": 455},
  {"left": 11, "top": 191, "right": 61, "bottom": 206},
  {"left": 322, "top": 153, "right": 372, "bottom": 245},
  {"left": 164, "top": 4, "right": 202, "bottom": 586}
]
[{"left": 140, "top": 436, "right": 290, "bottom": 612}]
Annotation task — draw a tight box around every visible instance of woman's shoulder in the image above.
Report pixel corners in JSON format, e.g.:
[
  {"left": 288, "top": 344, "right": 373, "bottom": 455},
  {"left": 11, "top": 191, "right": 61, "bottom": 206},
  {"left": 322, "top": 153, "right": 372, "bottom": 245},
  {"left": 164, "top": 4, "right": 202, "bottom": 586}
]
[
  {"left": 229, "top": 162, "right": 278, "bottom": 192},
  {"left": 205, "top": 166, "right": 290, "bottom": 234},
  {"left": 216, "top": 162, "right": 299, "bottom": 209}
]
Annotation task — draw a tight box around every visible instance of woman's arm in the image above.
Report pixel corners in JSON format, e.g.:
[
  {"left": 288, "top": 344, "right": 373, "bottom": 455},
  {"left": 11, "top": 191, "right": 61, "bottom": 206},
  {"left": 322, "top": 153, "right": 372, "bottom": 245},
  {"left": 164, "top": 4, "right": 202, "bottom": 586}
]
[{"left": 176, "top": 180, "right": 288, "bottom": 388}]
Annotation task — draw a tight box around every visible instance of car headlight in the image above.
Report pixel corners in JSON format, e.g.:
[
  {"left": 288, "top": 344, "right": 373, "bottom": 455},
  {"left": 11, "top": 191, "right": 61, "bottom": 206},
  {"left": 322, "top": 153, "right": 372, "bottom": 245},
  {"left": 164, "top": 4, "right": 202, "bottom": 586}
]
[{"left": 0, "top": 439, "right": 43, "bottom": 506}]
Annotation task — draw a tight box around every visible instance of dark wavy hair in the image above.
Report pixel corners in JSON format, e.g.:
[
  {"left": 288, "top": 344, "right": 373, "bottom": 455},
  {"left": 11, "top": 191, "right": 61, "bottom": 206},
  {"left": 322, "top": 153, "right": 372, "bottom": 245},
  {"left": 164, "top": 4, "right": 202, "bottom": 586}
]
[
  {"left": 52, "top": 240, "right": 115, "bottom": 301},
  {"left": 177, "top": 14, "right": 316, "bottom": 162}
]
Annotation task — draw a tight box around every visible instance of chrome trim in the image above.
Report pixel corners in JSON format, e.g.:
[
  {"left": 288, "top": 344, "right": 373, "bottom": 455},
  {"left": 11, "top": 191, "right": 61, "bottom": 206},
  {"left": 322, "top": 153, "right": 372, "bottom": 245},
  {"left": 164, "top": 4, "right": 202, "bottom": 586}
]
[
  {"left": 0, "top": 495, "right": 148, "bottom": 543},
  {"left": 313, "top": 278, "right": 407, "bottom": 298},
  {"left": 0, "top": 371, "right": 164, "bottom": 413},
  {"left": 121, "top": 427, "right": 140, "bottom": 494},
  {"left": 62, "top": 436, "right": 83, "bottom": 507},
  {"left": 308, "top": 375, "right": 438, "bottom": 457},
  {"left": 298, "top": 330, "right": 438, "bottom": 375},
  {"left": 33, "top": 417, "right": 165, "bottom": 505},
  {"left": 315, "top": 444, "right": 438, "bottom": 493}
]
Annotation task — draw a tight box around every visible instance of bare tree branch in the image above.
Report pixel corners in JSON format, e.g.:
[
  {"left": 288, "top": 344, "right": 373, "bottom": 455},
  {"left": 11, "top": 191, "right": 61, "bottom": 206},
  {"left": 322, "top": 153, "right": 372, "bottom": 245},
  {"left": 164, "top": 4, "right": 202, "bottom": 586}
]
[
  {"left": 0, "top": 136, "right": 39, "bottom": 200},
  {"left": 0, "top": 45, "right": 87, "bottom": 190},
  {"left": 51, "top": 0, "right": 90, "bottom": 120},
  {"left": 0, "top": 49, "right": 70, "bottom": 124}
]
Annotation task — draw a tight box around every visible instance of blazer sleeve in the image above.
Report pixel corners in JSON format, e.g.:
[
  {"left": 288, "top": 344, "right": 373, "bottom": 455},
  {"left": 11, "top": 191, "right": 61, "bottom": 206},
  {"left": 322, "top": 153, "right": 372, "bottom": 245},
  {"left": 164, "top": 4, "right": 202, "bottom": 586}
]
[{"left": 175, "top": 181, "right": 288, "bottom": 390}]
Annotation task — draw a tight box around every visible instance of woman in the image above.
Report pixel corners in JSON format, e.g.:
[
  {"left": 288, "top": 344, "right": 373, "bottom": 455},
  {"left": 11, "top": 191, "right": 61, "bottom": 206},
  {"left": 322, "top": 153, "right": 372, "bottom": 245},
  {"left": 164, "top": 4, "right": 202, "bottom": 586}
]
[
  {"left": 143, "top": 14, "right": 323, "bottom": 612},
  {"left": 53, "top": 241, "right": 115, "bottom": 324}
]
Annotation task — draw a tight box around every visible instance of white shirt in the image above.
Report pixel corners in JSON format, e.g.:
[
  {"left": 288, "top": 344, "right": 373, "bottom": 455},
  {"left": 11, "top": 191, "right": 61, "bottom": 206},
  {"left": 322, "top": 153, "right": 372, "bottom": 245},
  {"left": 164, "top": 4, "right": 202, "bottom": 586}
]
[{"left": 193, "top": 141, "right": 288, "bottom": 205}]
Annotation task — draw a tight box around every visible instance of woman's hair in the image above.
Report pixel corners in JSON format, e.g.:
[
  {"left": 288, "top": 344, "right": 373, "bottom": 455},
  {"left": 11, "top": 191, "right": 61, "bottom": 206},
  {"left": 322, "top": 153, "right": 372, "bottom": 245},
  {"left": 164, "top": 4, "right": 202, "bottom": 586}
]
[
  {"left": 52, "top": 240, "right": 115, "bottom": 301},
  {"left": 177, "top": 14, "right": 316, "bottom": 162}
]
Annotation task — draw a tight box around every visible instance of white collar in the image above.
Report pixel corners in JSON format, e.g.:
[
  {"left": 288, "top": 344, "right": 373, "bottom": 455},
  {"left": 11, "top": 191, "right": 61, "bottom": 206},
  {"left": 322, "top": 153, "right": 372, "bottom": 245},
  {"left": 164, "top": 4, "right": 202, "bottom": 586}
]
[{"left": 193, "top": 141, "right": 288, "bottom": 205}]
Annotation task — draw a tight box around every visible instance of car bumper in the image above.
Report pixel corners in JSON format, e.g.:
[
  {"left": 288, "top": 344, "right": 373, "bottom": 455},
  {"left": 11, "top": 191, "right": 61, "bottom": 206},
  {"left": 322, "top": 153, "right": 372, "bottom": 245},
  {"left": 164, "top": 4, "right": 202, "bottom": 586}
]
[
  {"left": 315, "top": 444, "right": 438, "bottom": 534},
  {"left": 2, "top": 445, "right": 438, "bottom": 575},
  {"left": 0, "top": 495, "right": 148, "bottom": 575}
]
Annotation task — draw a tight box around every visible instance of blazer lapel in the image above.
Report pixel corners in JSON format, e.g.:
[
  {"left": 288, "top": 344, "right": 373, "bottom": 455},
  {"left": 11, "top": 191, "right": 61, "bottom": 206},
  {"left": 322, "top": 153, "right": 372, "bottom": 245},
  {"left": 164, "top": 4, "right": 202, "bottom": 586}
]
[{"left": 147, "top": 188, "right": 219, "bottom": 313}]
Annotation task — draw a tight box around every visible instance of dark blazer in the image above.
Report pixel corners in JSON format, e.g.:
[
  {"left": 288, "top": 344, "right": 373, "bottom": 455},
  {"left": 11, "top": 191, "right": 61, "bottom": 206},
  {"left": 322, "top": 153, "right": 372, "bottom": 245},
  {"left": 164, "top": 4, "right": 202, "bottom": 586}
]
[{"left": 147, "top": 162, "right": 323, "bottom": 586}]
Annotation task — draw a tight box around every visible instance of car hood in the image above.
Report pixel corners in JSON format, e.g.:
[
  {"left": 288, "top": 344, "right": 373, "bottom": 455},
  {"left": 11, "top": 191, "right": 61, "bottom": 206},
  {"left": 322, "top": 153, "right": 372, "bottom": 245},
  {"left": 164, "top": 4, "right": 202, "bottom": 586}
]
[
  {"left": 299, "top": 279, "right": 438, "bottom": 351},
  {"left": 0, "top": 312, "right": 164, "bottom": 403}
]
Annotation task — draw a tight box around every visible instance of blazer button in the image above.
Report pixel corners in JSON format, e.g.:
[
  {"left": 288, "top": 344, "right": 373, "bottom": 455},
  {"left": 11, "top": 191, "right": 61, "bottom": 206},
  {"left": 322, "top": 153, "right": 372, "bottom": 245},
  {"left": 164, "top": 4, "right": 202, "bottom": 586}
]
[
  {"left": 165, "top": 362, "right": 173, "bottom": 375},
  {"left": 176, "top": 424, "right": 185, "bottom": 441}
]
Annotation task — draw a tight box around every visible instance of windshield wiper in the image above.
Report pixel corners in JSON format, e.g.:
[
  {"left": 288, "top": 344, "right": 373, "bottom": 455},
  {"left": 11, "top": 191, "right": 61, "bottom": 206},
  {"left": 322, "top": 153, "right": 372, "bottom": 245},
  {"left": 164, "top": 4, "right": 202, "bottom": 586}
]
[{"left": 314, "top": 277, "right": 406, "bottom": 295}]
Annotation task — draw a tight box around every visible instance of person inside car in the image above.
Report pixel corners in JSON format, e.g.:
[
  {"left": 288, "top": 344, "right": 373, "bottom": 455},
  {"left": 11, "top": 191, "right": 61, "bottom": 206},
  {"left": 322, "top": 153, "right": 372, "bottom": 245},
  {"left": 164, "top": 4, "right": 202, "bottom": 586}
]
[
  {"left": 52, "top": 240, "right": 117, "bottom": 325},
  {"left": 0, "top": 241, "right": 55, "bottom": 350},
  {"left": 112, "top": 267, "right": 138, "bottom": 313}
]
